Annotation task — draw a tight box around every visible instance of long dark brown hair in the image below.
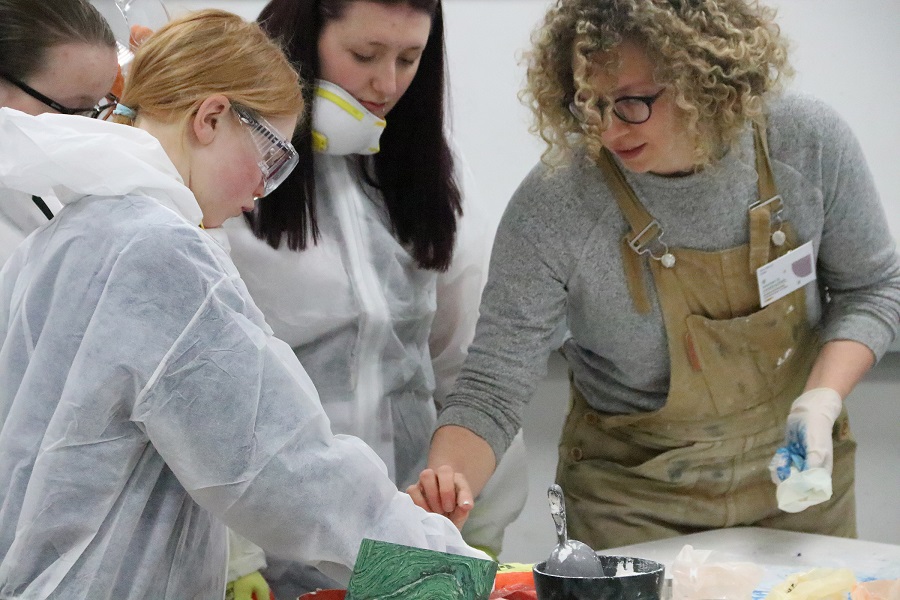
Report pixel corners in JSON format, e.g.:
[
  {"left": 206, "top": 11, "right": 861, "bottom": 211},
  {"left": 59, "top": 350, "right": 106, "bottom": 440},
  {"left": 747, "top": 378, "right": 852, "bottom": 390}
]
[{"left": 253, "top": 0, "right": 461, "bottom": 271}]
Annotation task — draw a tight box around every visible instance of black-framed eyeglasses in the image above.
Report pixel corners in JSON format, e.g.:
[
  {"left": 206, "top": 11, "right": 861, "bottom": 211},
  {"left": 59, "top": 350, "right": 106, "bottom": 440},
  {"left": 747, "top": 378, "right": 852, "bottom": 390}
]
[
  {"left": 0, "top": 73, "right": 115, "bottom": 119},
  {"left": 569, "top": 88, "right": 666, "bottom": 125}
]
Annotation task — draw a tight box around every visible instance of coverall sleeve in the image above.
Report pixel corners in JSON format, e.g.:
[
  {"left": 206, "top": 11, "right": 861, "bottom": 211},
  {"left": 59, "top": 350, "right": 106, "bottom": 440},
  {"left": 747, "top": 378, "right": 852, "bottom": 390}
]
[
  {"left": 126, "top": 241, "right": 482, "bottom": 584},
  {"left": 227, "top": 530, "right": 266, "bottom": 583}
]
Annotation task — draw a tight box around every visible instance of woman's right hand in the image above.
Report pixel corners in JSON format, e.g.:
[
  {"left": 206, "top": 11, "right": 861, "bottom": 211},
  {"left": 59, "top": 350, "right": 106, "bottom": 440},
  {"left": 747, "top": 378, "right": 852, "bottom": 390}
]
[
  {"left": 407, "top": 425, "right": 498, "bottom": 529},
  {"left": 406, "top": 465, "right": 474, "bottom": 530}
]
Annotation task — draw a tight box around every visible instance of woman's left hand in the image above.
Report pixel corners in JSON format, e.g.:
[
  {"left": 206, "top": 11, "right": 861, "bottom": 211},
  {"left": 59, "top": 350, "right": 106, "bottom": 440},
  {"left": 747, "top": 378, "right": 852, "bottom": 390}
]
[{"left": 769, "top": 387, "right": 843, "bottom": 482}]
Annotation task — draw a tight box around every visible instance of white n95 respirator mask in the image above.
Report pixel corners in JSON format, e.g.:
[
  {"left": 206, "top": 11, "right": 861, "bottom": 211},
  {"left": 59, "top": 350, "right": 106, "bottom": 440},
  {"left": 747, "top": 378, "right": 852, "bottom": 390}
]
[{"left": 311, "top": 80, "right": 387, "bottom": 155}]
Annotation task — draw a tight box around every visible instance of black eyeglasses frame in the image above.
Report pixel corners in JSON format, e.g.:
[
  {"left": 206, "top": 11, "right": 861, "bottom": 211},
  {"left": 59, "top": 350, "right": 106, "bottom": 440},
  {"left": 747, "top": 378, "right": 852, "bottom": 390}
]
[
  {"left": 1, "top": 73, "right": 113, "bottom": 119},
  {"left": 569, "top": 87, "right": 667, "bottom": 126}
]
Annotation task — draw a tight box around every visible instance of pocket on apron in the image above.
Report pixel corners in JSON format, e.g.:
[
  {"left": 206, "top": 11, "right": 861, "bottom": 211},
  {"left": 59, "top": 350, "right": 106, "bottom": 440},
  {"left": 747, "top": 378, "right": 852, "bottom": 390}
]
[
  {"left": 684, "top": 288, "right": 813, "bottom": 415},
  {"left": 560, "top": 388, "right": 787, "bottom": 489},
  {"left": 560, "top": 385, "right": 679, "bottom": 468}
]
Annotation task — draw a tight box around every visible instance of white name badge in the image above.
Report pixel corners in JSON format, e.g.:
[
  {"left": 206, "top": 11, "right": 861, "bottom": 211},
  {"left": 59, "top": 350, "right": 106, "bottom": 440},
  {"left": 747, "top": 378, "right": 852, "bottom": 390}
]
[{"left": 757, "top": 240, "right": 817, "bottom": 307}]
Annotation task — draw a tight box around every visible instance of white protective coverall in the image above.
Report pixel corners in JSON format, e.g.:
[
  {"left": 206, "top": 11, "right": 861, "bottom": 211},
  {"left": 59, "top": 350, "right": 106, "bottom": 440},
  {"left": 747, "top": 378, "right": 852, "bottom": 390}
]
[
  {"left": 0, "top": 108, "right": 487, "bottom": 599},
  {"left": 224, "top": 151, "right": 529, "bottom": 560},
  {"left": 0, "top": 188, "right": 61, "bottom": 265}
]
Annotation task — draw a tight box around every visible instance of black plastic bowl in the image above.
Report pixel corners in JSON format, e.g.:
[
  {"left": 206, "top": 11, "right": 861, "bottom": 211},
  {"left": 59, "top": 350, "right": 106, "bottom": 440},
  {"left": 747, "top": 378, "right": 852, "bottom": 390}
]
[{"left": 533, "top": 554, "right": 665, "bottom": 600}]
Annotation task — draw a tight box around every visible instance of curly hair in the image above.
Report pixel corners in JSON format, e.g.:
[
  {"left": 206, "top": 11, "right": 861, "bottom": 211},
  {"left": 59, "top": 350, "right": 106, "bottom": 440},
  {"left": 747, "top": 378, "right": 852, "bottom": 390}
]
[{"left": 522, "top": 0, "right": 792, "bottom": 168}]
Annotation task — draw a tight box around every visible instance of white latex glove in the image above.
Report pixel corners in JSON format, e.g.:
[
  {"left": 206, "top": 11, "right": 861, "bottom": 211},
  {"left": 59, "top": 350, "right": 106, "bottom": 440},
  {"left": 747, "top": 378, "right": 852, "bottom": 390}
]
[{"left": 769, "top": 387, "right": 843, "bottom": 483}]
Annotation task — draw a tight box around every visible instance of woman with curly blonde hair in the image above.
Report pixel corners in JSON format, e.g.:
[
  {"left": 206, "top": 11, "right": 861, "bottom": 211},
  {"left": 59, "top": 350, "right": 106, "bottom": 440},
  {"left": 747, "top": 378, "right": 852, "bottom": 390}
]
[{"left": 412, "top": 0, "right": 900, "bottom": 550}]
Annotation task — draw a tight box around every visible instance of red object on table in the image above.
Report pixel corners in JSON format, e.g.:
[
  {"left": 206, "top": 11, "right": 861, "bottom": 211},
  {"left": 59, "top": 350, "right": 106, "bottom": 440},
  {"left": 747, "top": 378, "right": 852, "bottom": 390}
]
[
  {"left": 489, "top": 583, "right": 538, "bottom": 600},
  {"left": 297, "top": 590, "right": 346, "bottom": 600},
  {"left": 491, "top": 568, "right": 537, "bottom": 599}
]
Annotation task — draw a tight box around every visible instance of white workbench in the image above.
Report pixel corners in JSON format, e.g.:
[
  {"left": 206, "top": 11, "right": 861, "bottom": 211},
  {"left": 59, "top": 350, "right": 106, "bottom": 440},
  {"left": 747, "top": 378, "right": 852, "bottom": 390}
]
[{"left": 604, "top": 527, "right": 900, "bottom": 597}]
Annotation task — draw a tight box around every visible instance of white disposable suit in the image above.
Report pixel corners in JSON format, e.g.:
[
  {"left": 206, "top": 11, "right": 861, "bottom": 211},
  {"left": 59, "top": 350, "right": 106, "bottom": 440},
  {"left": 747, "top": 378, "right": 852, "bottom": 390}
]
[
  {"left": 224, "top": 147, "right": 529, "bottom": 559},
  {"left": 0, "top": 188, "right": 61, "bottom": 266},
  {"left": 0, "top": 108, "right": 487, "bottom": 599}
]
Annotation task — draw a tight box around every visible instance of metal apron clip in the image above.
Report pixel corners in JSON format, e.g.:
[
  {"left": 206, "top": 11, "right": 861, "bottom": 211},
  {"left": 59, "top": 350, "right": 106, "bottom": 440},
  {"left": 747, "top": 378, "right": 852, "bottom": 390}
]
[
  {"left": 749, "top": 194, "right": 786, "bottom": 246},
  {"left": 628, "top": 219, "right": 676, "bottom": 268}
]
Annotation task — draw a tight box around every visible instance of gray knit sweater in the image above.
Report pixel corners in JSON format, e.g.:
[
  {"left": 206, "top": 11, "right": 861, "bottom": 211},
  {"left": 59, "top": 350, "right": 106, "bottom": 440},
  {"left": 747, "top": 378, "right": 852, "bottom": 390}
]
[{"left": 438, "top": 93, "right": 900, "bottom": 462}]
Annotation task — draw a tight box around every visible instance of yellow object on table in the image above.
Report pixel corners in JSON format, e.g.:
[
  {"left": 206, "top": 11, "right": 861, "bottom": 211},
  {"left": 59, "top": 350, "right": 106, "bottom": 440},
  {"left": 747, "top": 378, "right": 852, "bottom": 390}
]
[
  {"left": 765, "top": 568, "right": 855, "bottom": 599},
  {"left": 225, "top": 570, "right": 271, "bottom": 600}
]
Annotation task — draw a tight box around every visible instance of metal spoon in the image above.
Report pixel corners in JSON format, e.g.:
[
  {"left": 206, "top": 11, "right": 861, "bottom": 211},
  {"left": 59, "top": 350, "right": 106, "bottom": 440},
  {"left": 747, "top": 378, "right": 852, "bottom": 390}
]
[{"left": 545, "top": 484, "right": 604, "bottom": 577}]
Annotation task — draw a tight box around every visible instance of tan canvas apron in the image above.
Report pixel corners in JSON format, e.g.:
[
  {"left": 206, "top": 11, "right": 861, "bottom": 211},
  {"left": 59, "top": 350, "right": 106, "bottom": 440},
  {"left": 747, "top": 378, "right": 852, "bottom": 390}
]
[{"left": 557, "top": 124, "right": 856, "bottom": 550}]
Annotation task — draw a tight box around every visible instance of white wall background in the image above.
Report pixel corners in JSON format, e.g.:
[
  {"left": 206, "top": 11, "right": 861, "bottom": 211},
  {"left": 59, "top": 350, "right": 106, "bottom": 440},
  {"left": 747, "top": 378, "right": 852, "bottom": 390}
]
[
  {"left": 162, "top": 0, "right": 900, "bottom": 548},
  {"left": 166, "top": 0, "right": 900, "bottom": 234}
]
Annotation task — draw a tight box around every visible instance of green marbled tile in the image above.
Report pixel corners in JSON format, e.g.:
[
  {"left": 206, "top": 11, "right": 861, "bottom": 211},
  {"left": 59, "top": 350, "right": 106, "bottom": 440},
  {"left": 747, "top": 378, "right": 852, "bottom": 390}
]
[{"left": 345, "top": 538, "right": 497, "bottom": 600}]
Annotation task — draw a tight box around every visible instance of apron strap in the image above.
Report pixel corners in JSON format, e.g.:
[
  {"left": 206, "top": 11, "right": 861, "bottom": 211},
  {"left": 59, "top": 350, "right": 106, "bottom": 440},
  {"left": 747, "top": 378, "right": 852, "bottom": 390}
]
[
  {"left": 753, "top": 120, "right": 777, "bottom": 202},
  {"left": 620, "top": 235, "right": 652, "bottom": 314},
  {"left": 597, "top": 148, "right": 659, "bottom": 314},
  {"left": 598, "top": 121, "right": 783, "bottom": 309},
  {"left": 596, "top": 148, "right": 656, "bottom": 238},
  {"left": 748, "top": 119, "right": 783, "bottom": 273}
]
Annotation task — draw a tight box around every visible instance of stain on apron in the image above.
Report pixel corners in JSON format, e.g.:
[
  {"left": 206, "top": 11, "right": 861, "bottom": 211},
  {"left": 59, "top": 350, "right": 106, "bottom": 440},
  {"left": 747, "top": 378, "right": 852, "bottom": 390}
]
[{"left": 557, "top": 123, "right": 856, "bottom": 549}]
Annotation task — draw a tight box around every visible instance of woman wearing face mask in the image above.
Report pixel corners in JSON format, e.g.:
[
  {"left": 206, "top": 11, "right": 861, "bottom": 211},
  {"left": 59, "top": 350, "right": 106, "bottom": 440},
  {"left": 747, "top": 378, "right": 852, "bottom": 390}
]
[
  {"left": 412, "top": 0, "right": 900, "bottom": 550},
  {"left": 0, "top": 0, "right": 118, "bottom": 264},
  {"left": 223, "top": 0, "right": 527, "bottom": 590},
  {"left": 0, "top": 10, "right": 486, "bottom": 598}
]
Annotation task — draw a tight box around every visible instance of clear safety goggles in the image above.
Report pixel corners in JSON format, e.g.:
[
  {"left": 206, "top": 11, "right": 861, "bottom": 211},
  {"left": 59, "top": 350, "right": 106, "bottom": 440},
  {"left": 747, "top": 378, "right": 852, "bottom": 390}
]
[{"left": 232, "top": 103, "right": 299, "bottom": 197}]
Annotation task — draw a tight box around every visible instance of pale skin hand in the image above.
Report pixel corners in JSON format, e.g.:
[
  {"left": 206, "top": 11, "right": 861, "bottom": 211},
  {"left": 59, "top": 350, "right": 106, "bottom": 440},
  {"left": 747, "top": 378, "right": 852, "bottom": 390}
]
[
  {"left": 804, "top": 339, "right": 875, "bottom": 398},
  {"left": 406, "top": 425, "right": 497, "bottom": 529}
]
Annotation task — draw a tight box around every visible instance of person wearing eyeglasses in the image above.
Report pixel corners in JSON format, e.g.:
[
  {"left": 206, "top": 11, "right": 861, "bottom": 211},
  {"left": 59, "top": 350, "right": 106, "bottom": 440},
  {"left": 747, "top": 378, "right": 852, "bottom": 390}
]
[
  {"left": 220, "top": 0, "right": 528, "bottom": 595},
  {"left": 0, "top": 9, "right": 487, "bottom": 599},
  {"left": 411, "top": 0, "right": 900, "bottom": 551},
  {"left": 0, "top": 0, "right": 118, "bottom": 265}
]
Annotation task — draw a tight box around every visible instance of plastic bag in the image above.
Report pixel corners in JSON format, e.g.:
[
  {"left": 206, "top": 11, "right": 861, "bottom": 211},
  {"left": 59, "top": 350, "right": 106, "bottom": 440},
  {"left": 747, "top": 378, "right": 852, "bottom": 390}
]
[
  {"left": 670, "top": 545, "right": 763, "bottom": 600},
  {"left": 851, "top": 579, "right": 900, "bottom": 600},
  {"left": 764, "top": 568, "right": 855, "bottom": 599},
  {"left": 775, "top": 467, "right": 833, "bottom": 513}
]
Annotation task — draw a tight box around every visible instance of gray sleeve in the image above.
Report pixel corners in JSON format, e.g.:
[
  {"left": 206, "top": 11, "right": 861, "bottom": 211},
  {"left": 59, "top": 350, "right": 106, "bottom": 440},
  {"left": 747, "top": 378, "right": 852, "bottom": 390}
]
[
  {"left": 437, "top": 167, "right": 572, "bottom": 462},
  {"left": 805, "top": 99, "right": 900, "bottom": 358}
]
